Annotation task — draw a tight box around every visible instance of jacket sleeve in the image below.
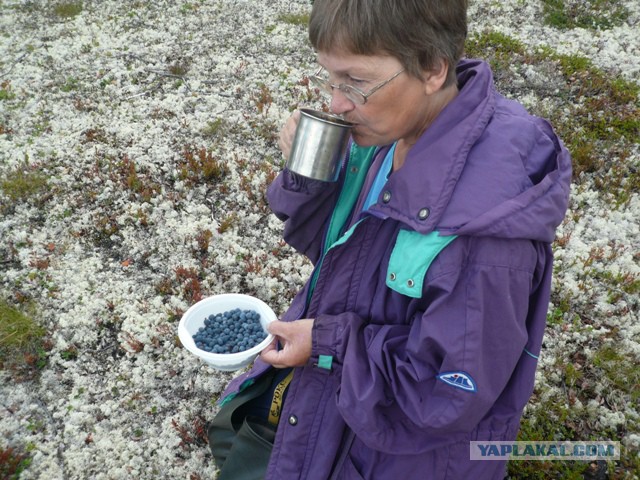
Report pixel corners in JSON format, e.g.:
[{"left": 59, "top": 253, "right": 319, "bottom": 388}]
[
  {"left": 266, "top": 168, "right": 341, "bottom": 265},
  {"left": 311, "top": 241, "right": 542, "bottom": 454}
]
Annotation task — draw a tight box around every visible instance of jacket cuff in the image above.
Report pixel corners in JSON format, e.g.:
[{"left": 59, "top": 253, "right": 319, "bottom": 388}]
[
  {"left": 310, "top": 314, "right": 348, "bottom": 372},
  {"left": 282, "top": 168, "right": 334, "bottom": 195}
]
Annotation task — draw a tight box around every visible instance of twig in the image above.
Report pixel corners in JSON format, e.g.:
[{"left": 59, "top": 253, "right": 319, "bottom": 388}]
[
  {"left": 145, "top": 68, "right": 187, "bottom": 80},
  {"left": 93, "top": 342, "right": 118, "bottom": 354},
  {"left": 0, "top": 52, "right": 28, "bottom": 78},
  {"left": 124, "top": 90, "right": 155, "bottom": 101},
  {"left": 34, "top": 398, "right": 67, "bottom": 479},
  {"left": 121, "top": 80, "right": 163, "bottom": 101},
  {"left": 200, "top": 80, "right": 235, "bottom": 97},
  {"left": 206, "top": 198, "right": 216, "bottom": 221},
  {"left": 142, "top": 69, "right": 193, "bottom": 93},
  {"left": 119, "top": 52, "right": 149, "bottom": 64}
]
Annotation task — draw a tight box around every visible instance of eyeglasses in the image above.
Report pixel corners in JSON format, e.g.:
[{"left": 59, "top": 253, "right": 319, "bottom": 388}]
[{"left": 309, "top": 66, "right": 405, "bottom": 105}]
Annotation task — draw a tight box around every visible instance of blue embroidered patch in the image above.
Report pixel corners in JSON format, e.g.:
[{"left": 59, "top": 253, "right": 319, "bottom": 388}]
[{"left": 437, "top": 371, "right": 477, "bottom": 393}]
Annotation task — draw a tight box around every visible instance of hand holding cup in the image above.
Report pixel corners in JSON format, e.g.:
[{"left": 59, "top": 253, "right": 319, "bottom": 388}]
[
  {"left": 278, "top": 110, "right": 301, "bottom": 160},
  {"left": 283, "top": 109, "right": 354, "bottom": 182}
]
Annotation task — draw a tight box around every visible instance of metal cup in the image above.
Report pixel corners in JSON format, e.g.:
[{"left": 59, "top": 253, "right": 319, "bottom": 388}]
[{"left": 286, "top": 108, "right": 354, "bottom": 182}]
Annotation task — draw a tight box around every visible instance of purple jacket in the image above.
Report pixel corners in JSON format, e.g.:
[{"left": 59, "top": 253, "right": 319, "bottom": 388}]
[{"left": 221, "top": 59, "right": 572, "bottom": 479}]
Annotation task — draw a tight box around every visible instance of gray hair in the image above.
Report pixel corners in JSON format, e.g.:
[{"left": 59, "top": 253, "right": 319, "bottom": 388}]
[{"left": 309, "top": 0, "right": 468, "bottom": 87}]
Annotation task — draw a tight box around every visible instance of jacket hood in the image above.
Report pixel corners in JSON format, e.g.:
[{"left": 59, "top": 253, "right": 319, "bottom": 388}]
[{"left": 371, "top": 59, "right": 572, "bottom": 243}]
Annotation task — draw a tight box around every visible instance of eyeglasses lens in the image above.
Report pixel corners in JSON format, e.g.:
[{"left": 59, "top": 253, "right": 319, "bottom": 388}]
[{"left": 308, "top": 75, "right": 365, "bottom": 105}]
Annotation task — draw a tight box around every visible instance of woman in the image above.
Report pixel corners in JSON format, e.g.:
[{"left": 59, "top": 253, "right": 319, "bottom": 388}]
[{"left": 210, "top": 1, "right": 572, "bottom": 478}]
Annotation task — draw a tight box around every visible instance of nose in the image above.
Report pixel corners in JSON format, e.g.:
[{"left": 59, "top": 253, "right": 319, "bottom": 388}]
[{"left": 329, "top": 89, "right": 355, "bottom": 116}]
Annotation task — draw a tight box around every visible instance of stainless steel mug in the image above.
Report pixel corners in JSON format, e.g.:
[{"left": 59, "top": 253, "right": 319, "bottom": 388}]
[{"left": 286, "top": 109, "right": 354, "bottom": 182}]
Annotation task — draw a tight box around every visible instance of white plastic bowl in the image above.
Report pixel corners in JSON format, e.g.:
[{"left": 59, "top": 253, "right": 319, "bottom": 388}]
[{"left": 178, "top": 294, "right": 276, "bottom": 371}]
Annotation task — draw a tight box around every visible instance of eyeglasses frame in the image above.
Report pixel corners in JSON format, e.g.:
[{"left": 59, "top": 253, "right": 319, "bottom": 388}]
[{"left": 309, "top": 66, "right": 405, "bottom": 105}]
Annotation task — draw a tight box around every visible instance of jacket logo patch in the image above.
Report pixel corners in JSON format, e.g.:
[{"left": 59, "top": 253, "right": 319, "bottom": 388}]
[{"left": 437, "top": 371, "right": 477, "bottom": 393}]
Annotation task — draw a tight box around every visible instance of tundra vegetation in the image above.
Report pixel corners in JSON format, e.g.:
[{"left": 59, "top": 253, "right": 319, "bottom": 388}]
[{"left": 0, "top": 0, "right": 638, "bottom": 478}]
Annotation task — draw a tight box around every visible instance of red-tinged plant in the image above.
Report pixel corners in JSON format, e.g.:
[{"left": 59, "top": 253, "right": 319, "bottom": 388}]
[
  {"left": 0, "top": 446, "right": 31, "bottom": 479},
  {"left": 171, "top": 416, "right": 209, "bottom": 450},
  {"left": 174, "top": 266, "right": 203, "bottom": 304}
]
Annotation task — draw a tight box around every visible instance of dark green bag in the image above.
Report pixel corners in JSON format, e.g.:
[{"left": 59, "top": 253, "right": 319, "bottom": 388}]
[{"left": 208, "top": 369, "right": 291, "bottom": 480}]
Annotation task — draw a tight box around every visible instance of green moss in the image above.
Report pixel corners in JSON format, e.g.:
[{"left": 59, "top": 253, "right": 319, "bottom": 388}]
[
  {"left": 465, "top": 31, "right": 527, "bottom": 73},
  {"left": 0, "top": 161, "right": 49, "bottom": 204},
  {"left": 548, "top": 290, "right": 574, "bottom": 326},
  {"left": 592, "top": 344, "right": 640, "bottom": 402},
  {"left": 0, "top": 87, "right": 16, "bottom": 101},
  {"left": 59, "top": 346, "right": 79, "bottom": 361},
  {"left": 201, "top": 118, "right": 229, "bottom": 138},
  {"left": 553, "top": 52, "right": 593, "bottom": 77},
  {"left": 0, "top": 299, "right": 43, "bottom": 352},
  {"left": 542, "top": 0, "right": 571, "bottom": 29},
  {"left": 53, "top": 2, "right": 83, "bottom": 18},
  {"left": 565, "top": 362, "right": 583, "bottom": 387},
  {"left": 0, "top": 298, "right": 47, "bottom": 378},
  {"left": 513, "top": 391, "right": 590, "bottom": 478},
  {"left": 277, "top": 13, "right": 309, "bottom": 26},
  {"left": 61, "top": 76, "right": 79, "bottom": 92},
  {"left": 541, "top": 0, "right": 629, "bottom": 30},
  {"left": 595, "top": 154, "right": 640, "bottom": 209},
  {"left": 609, "top": 77, "right": 640, "bottom": 104},
  {"left": 519, "top": 340, "right": 639, "bottom": 475},
  {"left": 546, "top": 308, "right": 564, "bottom": 327},
  {"left": 556, "top": 53, "right": 638, "bottom": 105}
]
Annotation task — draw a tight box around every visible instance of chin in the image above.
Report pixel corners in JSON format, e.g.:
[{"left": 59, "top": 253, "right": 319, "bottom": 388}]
[
  {"left": 351, "top": 132, "right": 375, "bottom": 147},
  {"left": 351, "top": 128, "right": 389, "bottom": 148}
]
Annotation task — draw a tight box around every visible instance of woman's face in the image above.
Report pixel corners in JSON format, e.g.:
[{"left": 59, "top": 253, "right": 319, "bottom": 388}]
[{"left": 317, "top": 50, "right": 440, "bottom": 148}]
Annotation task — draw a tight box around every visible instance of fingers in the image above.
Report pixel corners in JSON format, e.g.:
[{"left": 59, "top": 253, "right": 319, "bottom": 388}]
[
  {"left": 278, "top": 110, "right": 301, "bottom": 160},
  {"left": 260, "top": 336, "right": 278, "bottom": 355},
  {"left": 259, "top": 319, "right": 314, "bottom": 368},
  {"left": 259, "top": 342, "right": 287, "bottom": 369},
  {"left": 259, "top": 335, "right": 286, "bottom": 368},
  {"left": 266, "top": 319, "right": 289, "bottom": 337}
]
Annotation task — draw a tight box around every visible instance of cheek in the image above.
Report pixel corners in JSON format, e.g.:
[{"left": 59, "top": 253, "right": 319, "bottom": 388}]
[
  {"left": 351, "top": 86, "right": 422, "bottom": 144},
  {"left": 357, "top": 108, "right": 405, "bottom": 138}
]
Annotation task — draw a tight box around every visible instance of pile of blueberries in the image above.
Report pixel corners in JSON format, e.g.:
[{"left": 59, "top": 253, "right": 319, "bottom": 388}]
[{"left": 192, "top": 308, "right": 268, "bottom": 354}]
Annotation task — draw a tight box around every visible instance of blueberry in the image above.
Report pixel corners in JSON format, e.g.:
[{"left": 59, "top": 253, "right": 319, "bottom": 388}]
[{"left": 192, "top": 308, "right": 265, "bottom": 354}]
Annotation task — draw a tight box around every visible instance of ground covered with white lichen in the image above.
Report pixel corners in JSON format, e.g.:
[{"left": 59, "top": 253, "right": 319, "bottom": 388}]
[{"left": 1, "top": 1, "right": 638, "bottom": 478}]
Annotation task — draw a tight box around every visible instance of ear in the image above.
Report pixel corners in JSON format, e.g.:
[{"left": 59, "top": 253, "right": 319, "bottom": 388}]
[{"left": 423, "top": 59, "right": 449, "bottom": 95}]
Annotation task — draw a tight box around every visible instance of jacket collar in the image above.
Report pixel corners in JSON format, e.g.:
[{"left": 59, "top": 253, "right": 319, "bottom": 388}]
[{"left": 370, "top": 59, "right": 495, "bottom": 235}]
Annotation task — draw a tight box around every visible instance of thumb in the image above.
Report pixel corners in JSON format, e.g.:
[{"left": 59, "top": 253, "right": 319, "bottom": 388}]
[{"left": 266, "top": 320, "right": 288, "bottom": 337}]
